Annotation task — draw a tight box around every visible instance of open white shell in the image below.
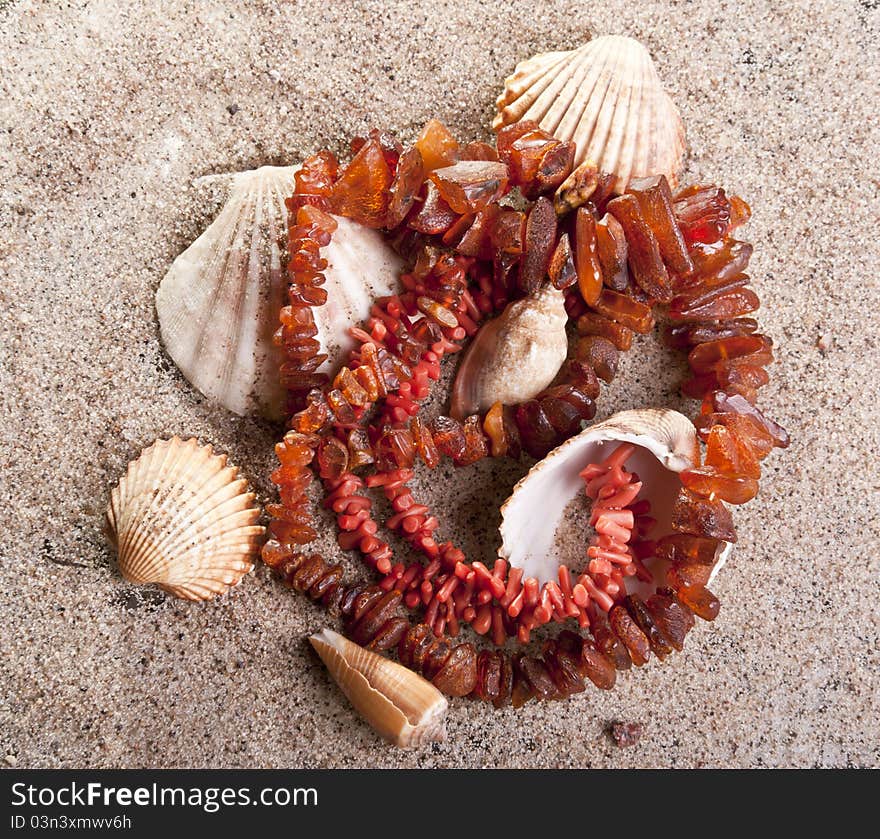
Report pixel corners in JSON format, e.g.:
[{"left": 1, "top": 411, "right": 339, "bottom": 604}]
[
  {"left": 156, "top": 165, "right": 402, "bottom": 420},
  {"left": 498, "top": 408, "right": 731, "bottom": 590}
]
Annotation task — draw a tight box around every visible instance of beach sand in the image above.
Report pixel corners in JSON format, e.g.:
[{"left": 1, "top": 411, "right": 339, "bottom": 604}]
[{"left": 1, "top": 0, "right": 878, "bottom": 768}]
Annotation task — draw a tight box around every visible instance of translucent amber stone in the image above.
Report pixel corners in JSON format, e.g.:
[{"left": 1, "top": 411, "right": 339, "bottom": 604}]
[
  {"left": 727, "top": 195, "right": 751, "bottom": 231},
  {"left": 329, "top": 137, "right": 392, "bottom": 228},
  {"left": 520, "top": 197, "right": 557, "bottom": 295},
  {"left": 558, "top": 359, "right": 601, "bottom": 399},
  {"left": 670, "top": 487, "right": 737, "bottom": 541},
  {"left": 489, "top": 208, "right": 526, "bottom": 255},
  {"left": 664, "top": 318, "right": 758, "bottom": 349},
  {"left": 548, "top": 232, "right": 578, "bottom": 289},
  {"left": 669, "top": 285, "right": 760, "bottom": 323},
  {"left": 696, "top": 412, "right": 774, "bottom": 460},
  {"left": 592, "top": 289, "right": 655, "bottom": 334},
  {"left": 576, "top": 312, "right": 633, "bottom": 351},
  {"left": 414, "top": 118, "right": 460, "bottom": 171},
  {"left": 460, "top": 140, "right": 499, "bottom": 161},
  {"left": 609, "top": 606, "right": 650, "bottom": 667},
  {"left": 553, "top": 159, "right": 598, "bottom": 215},
  {"left": 677, "top": 584, "right": 721, "bottom": 621},
  {"left": 687, "top": 239, "right": 753, "bottom": 285},
  {"left": 688, "top": 335, "right": 773, "bottom": 374},
  {"left": 645, "top": 590, "right": 694, "bottom": 652},
  {"left": 626, "top": 175, "right": 693, "bottom": 276},
  {"left": 595, "top": 213, "right": 629, "bottom": 291},
  {"left": 431, "top": 415, "right": 466, "bottom": 460},
  {"left": 294, "top": 150, "right": 339, "bottom": 196},
  {"left": 625, "top": 595, "right": 673, "bottom": 660},
  {"left": 680, "top": 467, "right": 759, "bottom": 504},
  {"left": 673, "top": 185, "right": 731, "bottom": 245},
  {"left": 409, "top": 182, "right": 457, "bottom": 234},
  {"left": 482, "top": 401, "right": 508, "bottom": 458},
  {"left": 498, "top": 122, "right": 574, "bottom": 198},
  {"left": 333, "top": 367, "right": 369, "bottom": 407},
  {"left": 376, "top": 427, "right": 416, "bottom": 470},
  {"left": 346, "top": 429, "right": 374, "bottom": 469},
  {"left": 386, "top": 146, "right": 426, "bottom": 228},
  {"left": 316, "top": 437, "right": 349, "bottom": 480},
  {"left": 539, "top": 382, "right": 596, "bottom": 420},
  {"left": 575, "top": 335, "right": 618, "bottom": 383},
  {"left": 708, "top": 392, "right": 789, "bottom": 448},
  {"left": 410, "top": 416, "right": 440, "bottom": 468},
  {"left": 458, "top": 415, "right": 490, "bottom": 465},
  {"left": 655, "top": 533, "right": 721, "bottom": 565},
  {"left": 574, "top": 207, "right": 603, "bottom": 306},
  {"left": 705, "top": 424, "right": 761, "bottom": 479},
  {"left": 515, "top": 400, "right": 557, "bottom": 458},
  {"left": 539, "top": 395, "right": 582, "bottom": 436},
  {"left": 666, "top": 563, "right": 712, "bottom": 589},
  {"left": 607, "top": 193, "right": 672, "bottom": 303},
  {"left": 430, "top": 160, "right": 509, "bottom": 214}
]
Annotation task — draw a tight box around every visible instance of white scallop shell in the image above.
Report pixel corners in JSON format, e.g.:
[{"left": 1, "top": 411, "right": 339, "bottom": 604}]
[
  {"left": 498, "top": 408, "right": 731, "bottom": 588},
  {"left": 156, "top": 165, "right": 403, "bottom": 420},
  {"left": 310, "top": 628, "right": 448, "bottom": 748},
  {"left": 450, "top": 285, "right": 568, "bottom": 420},
  {"left": 106, "top": 437, "right": 264, "bottom": 601},
  {"left": 494, "top": 35, "right": 686, "bottom": 194}
]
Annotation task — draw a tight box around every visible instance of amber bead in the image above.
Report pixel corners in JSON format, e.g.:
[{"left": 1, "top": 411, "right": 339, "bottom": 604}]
[
  {"left": 558, "top": 358, "right": 601, "bottom": 400},
  {"left": 457, "top": 415, "right": 490, "bottom": 465},
  {"left": 430, "top": 160, "right": 509, "bottom": 214},
  {"left": 527, "top": 140, "right": 576, "bottom": 199},
  {"left": 501, "top": 404, "right": 523, "bottom": 459},
  {"left": 646, "top": 590, "right": 694, "bottom": 651},
  {"left": 554, "top": 159, "right": 599, "bottom": 215},
  {"left": 705, "top": 424, "right": 761, "bottom": 479},
  {"left": 687, "top": 239, "right": 753, "bottom": 285},
  {"left": 461, "top": 140, "right": 499, "bottom": 161},
  {"left": 677, "top": 584, "right": 721, "bottom": 621},
  {"left": 578, "top": 639, "right": 617, "bottom": 690},
  {"left": 294, "top": 150, "right": 339, "bottom": 196},
  {"left": 409, "top": 416, "right": 440, "bottom": 468},
  {"left": 667, "top": 562, "right": 712, "bottom": 589},
  {"left": 326, "top": 388, "right": 356, "bottom": 427},
  {"left": 499, "top": 123, "right": 574, "bottom": 198},
  {"left": 574, "top": 207, "right": 604, "bottom": 306},
  {"left": 708, "top": 392, "right": 789, "bottom": 448},
  {"left": 515, "top": 400, "right": 557, "bottom": 458},
  {"left": 591, "top": 608, "right": 632, "bottom": 670},
  {"left": 481, "top": 401, "right": 507, "bottom": 458},
  {"left": 655, "top": 533, "right": 721, "bottom": 566},
  {"left": 520, "top": 197, "right": 557, "bottom": 295},
  {"left": 290, "top": 390, "right": 332, "bottom": 433},
  {"left": 548, "top": 231, "right": 578, "bottom": 289},
  {"left": 329, "top": 137, "right": 392, "bottom": 228},
  {"left": 344, "top": 429, "right": 374, "bottom": 470},
  {"left": 592, "top": 288, "right": 655, "bottom": 334},
  {"left": 727, "top": 195, "right": 751, "bottom": 231},
  {"left": 625, "top": 595, "right": 673, "bottom": 660},
  {"left": 539, "top": 395, "right": 582, "bottom": 437},
  {"left": 594, "top": 213, "right": 629, "bottom": 292},
  {"left": 627, "top": 175, "right": 693, "bottom": 276},
  {"left": 431, "top": 415, "right": 467, "bottom": 460},
  {"left": 510, "top": 655, "right": 536, "bottom": 708},
  {"left": 680, "top": 467, "right": 759, "bottom": 504},
  {"left": 664, "top": 318, "right": 758, "bottom": 350},
  {"left": 575, "top": 335, "right": 619, "bottom": 383},
  {"left": 670, "top": 285, "right": 760, "bottom": 323},
  {"left": 576, "top": 312, "right": 633, "bottom": 351},
  {"left": 275, "top": 432, "right": 316, "bottom": 466},
  {"left": 543, "top": 643, "right": 586, "bottom": 697},
  {"left": 414, "top": 118, "right": 459, "bottom": 171},
  {"left": 409, "top": 182, "right": 458, "bottom": 235},
  {"left": 376, "top": 427, "right": 416, "bottom": 470},
  {"left": 607, "top": 193, "right": 672, "bottom": 303},
  {"left": 474, "top": 650, "right": 512, "bottom": 708},
  {"left": 673, "top": 185, "right": 731, "bottom": 245},
  {"left": 688, "top": 335, "right": 773, "bottom": 374},
  {"left": 609, "top": 606, "right": 650, "bottom": 667},
  {"left": 432, "top": 643, "right": 478, "bottom": 697},
  {"left": 670, "top": 487, "right": 737, "bottom": 541},
  {"left": 540, "top": 382, "right": 597, "bottom": 421},
  {"left": 316, "top": 436, "right": 349, "bottom": 480},
  {"left": 386, "top": 146, "right": 426, "bottom": 228},
  {"left": 348, "top": 590, "right": 402, "bottom": 648},
  {"left": 489, "top": 208, "right": 526, "bottom": 256},
  {"left": 517, "top": 655, "right": 558, "bottom": 701},
  {"left": 696, "top": 412, "right": 775, "bottom": 460}
]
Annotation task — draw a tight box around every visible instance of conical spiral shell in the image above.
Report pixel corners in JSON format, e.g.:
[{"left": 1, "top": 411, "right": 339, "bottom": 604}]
[
  {"left": 450, "top": 285, "right": 568, "bottom": 420},
  {"left": 494, "top": 35, "right": 686, "bottom": 194},
  {"left": 498, "top": 408, "right": 731, "bottom": 585},
  {"left": 310, "top": 629, "right": 448, "bottom": 748},
  {"left": 106, "top": 437, "right": 263, "bottom": 601},
  {"left": 156, "top": 166, "right": 402, "bottom": 420}
]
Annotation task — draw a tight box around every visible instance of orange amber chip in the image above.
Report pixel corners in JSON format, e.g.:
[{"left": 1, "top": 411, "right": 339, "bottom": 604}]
[
  {"left": 415, "top": 118, "right": 460, "bottom": 171},
  {"left": 680, "top": 467, "right": 759, "bottom": 505}
]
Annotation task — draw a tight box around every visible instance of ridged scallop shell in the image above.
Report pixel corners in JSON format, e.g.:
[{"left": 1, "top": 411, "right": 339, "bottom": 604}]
[
  {"left": 498, "top": 408, "right": 731, "bottom": 586},
  {"left": 156, "top": 166, "right": 403, "bottom": 420},
  {"left": 450, "top": 285, "right": 568, "bottom": 420},
  {"left": 106, "top": 437, "right": 264, "bottom": 601},
  {"left": 310, "top": 628, "right": 448, "bottom": 748},
  {"left": 494, "top": 35, "right": 686, "bottom": 194}
]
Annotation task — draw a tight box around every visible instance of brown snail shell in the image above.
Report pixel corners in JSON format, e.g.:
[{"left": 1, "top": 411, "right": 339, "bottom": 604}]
[
  {"left": 450, "top": 284, "right": 568, "bottom": 420},
  {"left": 309, "top": 628, "right": 448, "bottom": 748},
  {"left": 105, "top": 437, "right": 264, "bottom": 601}
]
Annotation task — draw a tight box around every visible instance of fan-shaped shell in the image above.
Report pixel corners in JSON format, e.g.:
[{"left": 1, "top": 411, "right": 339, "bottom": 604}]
[
  {"left": 156, "top": 166, "right": 403, "bottom": 420},
  {"left": 450, "top": 285, "right": 568, "bottom": 420},
  {"left": 310, "top": 628, "right": 448, "bottom": 748},
  {"left": 498, "top": 408, "right": 731, "bottom": 587},
  {"left": 106, "top": 437, "right": 263, "bottom": 601},
  {"left": 494, "top": 35, "right": 686, "bottom": 194}
]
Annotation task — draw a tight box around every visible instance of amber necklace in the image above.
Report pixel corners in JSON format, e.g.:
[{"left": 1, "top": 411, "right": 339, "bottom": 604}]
[{"left": 262, "top": 118, "right": 788, "bottom": 707}]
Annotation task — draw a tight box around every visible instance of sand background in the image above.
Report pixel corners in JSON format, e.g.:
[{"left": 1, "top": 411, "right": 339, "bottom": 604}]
[{"left": 1, "top": 0, "right": 878, "bottom": 768}]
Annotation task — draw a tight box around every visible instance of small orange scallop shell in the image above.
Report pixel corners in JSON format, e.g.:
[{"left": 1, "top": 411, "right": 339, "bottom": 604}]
[{"left": 106, "top": 437, "right": 264, "bottom": 601}]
